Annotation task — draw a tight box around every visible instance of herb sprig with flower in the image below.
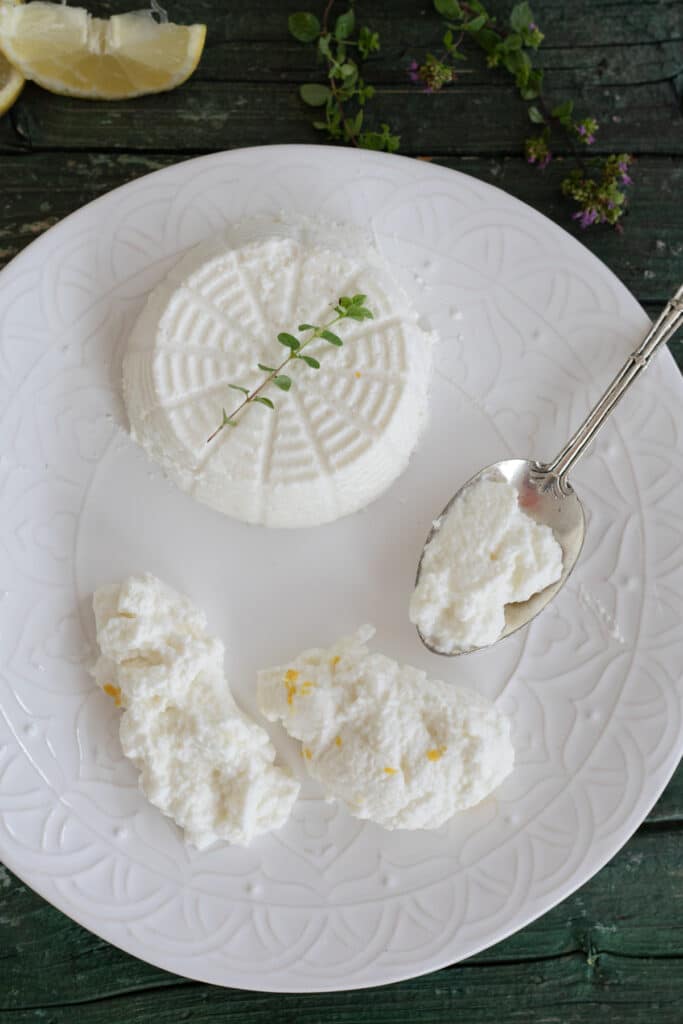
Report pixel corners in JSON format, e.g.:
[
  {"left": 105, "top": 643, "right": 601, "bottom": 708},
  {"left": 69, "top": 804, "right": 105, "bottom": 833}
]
[
  {"left": 413, "top": 0, "right": 634, "bottom": 230},
  {"left": 289, "top": 4, "right": 399, "bottom": 151},
  {"left": 206, "top": 294, "right": 374, "bottom": 443}
]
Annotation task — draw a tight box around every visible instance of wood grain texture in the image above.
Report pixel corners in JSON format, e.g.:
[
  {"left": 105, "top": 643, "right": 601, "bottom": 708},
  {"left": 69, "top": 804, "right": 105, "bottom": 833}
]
[
  {"left": 0, "top": 0, "right": 681, "bottom": 1019},
  {"left": 2, "top": 76, "right": 680, "bottom": 156}
]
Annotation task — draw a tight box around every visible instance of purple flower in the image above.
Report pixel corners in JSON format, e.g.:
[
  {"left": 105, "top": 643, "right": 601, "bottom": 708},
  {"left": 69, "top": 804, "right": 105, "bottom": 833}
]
[
  {"left": 539, "top": 152, "right": 552, "bottom": 169},
  {"left": 529, "top": 22, "right": 538, "bottom": 30},
  {"left": 578, "top": 124, "right": 586, "bottom": 136},
  {"left": 617, "top": 161, "right": 633, "bottom": 185},
  {"left": 407, "top": 59, "right": 420, "bottom": 84},
  {"left": 573, "top": 208, "right": 598, "bottom": 229},
  {"left": 585, "top": 134, "right": 595, "bottom": 144}
]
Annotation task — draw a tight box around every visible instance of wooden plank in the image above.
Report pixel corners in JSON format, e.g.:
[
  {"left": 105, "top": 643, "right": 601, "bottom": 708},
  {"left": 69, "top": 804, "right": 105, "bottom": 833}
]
[
  {"left": 0, "top": 934, "right": 682, "bottom": 1022},
  {"left": 644, "top": 763, "right": 683, "bottom": 822},
  {"left": 1, "top": 74, "right": 679, "bottom": 157},
  {"left": 2, "top": 819, "right": 682, "bottom": 1009},
  {"left": 78, "top": 0, "right": 683, "bottom": 49}
]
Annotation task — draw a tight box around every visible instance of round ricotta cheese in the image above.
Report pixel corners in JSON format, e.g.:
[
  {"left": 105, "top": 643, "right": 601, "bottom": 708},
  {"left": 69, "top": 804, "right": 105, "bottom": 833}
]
[
  {"left": 257, "top": 626, "right": 514, "bottom": 830},
  {"left": 123, "top": 220, "right": 433, "bottom": 527},
  {"left": 91, "top": 574, "right": 300, "bottom": 849},
  {"left": 410, "top": 478, "right": 564, "bottom": 652}
]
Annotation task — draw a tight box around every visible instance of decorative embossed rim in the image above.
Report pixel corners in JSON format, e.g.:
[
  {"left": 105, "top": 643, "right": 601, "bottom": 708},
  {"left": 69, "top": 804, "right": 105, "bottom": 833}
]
[{"left": 0, "top": 146, "right": 681, "bottom": 993}]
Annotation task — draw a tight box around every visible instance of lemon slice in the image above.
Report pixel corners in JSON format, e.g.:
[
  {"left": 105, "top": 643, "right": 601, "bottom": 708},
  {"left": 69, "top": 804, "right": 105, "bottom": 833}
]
[{"left": 0, "top": 2, "right": 206, "bottom": 100}]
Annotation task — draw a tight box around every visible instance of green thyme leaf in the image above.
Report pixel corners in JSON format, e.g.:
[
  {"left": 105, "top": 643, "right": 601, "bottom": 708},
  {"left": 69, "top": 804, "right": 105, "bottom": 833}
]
[
  {"left": 321, "top": 329, "right": 344, "bottom": 346},
  {"left": 300, "top": 355, "right": 321, "bottom": 369},
  {"left": 552, "top": 99, "right": 574, "bottom": 121},
  {"left": 464, "top": 13, "right": 487, "bottom": 32},
  {"left": 228, "top": 384, "right": 250, "bottom": 395},
  {"left": 278, "top": 332, "right": 301, "bottom": 350},
  {"left": 298, "top": 323, "right": 316, "bottom": 331},
  {"left": 257, "top": 363, "right": 276, "bottom": 372},
  {"left": 528, "top": 105, "right": 545, "bottom": 124},
  {"left": 288, "top": 11, "right": 320, "bottom": 42},
  {"left": 346, "top": 307, "right": 373, "bottom": 321},
  {"left": 358, "top": 26, "right": 380, "bottom": 58},
  {"left": 359, "top": 126, "right": 400, "bottom": 152},
  {"left": 335, "top": 9, "right": 355, "bottom": 40},
  {"left": 509, "top": 1, "right": 534, "bottom": 32},
  {"left": 502, "top": 33, "right": 523, "bottom": 51},
  {"left": 254, "top": 396, "right": 275, "bottom": 409},
  {"left": 300, "top": 83, "right": 332, "bottom": 107},
  {"left": 273, "top": 375, "right": 292, "bottom": 391},
  {"left": 433, "top": 0, "right": 462, "bottom": 16}
]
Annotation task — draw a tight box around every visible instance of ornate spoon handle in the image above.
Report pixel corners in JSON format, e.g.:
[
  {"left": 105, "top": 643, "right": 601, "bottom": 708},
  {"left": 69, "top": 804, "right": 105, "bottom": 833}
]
[{"left": 543, "top": 283, "right": 683, "bottom": 487}]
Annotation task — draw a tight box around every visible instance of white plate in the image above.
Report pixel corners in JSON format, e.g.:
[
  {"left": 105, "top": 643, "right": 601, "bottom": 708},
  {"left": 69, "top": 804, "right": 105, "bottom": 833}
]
[{"left": 0, "top": 146, "right": 681, "bottom": 993}]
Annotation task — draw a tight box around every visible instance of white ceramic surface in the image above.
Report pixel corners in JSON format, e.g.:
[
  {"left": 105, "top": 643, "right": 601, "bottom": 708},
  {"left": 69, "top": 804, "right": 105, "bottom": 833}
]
[{"left": 0, "top": 146, "right": 681, "bottom": 993}]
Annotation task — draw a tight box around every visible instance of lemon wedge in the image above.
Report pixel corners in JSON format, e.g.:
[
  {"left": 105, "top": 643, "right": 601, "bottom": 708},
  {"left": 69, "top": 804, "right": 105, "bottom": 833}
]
[
  {"left": 0, "top": 0, "right": 23, "bottom": 116},
  {"left": 0, "top": 50, "right": 23, "bottom": 115},
  {"left": 0, "top": 2, "right": 206, "bottom": 100}
]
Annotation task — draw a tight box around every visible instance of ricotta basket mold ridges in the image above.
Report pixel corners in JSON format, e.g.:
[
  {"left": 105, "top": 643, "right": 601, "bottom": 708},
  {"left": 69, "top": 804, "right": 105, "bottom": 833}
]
[{"left": 123, "top": 216, "right": 434, "bottom": 527}]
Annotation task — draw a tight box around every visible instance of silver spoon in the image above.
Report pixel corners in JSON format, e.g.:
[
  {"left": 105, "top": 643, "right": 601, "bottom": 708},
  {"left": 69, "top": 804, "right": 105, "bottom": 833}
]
[{"left": 416, "top": 282, "right": 683, "bottom": 656}]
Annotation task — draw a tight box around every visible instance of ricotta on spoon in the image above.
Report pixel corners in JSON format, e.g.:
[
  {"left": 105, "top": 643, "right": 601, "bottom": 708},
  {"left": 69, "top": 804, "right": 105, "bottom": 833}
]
[
  {"left": 91, "top": 573, "right": 300, "bottom": 848},
  {"left": 410, "top": 478, "right": 563, "bottom": 653},
  {"left": 258, "top": 626, "right": 513, "bottom": 830}
]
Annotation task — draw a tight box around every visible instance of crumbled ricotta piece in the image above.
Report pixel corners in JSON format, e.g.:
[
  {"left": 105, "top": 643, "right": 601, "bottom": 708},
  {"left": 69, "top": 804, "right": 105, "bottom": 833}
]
[
  {"left": 410, "top": 478, "right": 563, "bottom": 652},
  {"left": 123, "top": 219, "right": 434, "bottom": 528},
  {"left": 91, "top": 573, "right": 299, "bottom": 849},
  {"left": 257, "top": 626, "right": 513, "bottom": 830}
]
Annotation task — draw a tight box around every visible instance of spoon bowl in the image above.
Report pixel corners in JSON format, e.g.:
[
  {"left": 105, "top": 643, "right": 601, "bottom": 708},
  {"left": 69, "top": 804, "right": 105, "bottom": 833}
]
[
  {"left": 415, "top": 283, "right": 683, "bottom": 656},
  {"left": 415, "top": 459, "right": 585, "bottom": 656}
]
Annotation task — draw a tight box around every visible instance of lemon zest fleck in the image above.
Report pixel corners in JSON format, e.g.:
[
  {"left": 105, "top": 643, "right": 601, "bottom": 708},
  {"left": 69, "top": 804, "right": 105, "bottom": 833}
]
[
  {"left": 330, "top": 655, "right": 341, "bottom": 668},
  {"left": 303, "top": 747, "right": 313, "bottom": 760},
  {"left": 300, "top": 680, "right": 317, "bottom": 695},
  {"left": 426, "top": 746, "right": 447, "bottom": 762},
  {"left": 335, "top": 735, "right": 343, "bottom": 748},
  {"left": 383, "top": 766, "right": 397, "bottom": 776},
  {"left": 103, "top": 683, "right": 122, "bottom": 707},
  {"left": 354, "top": 371, "right": 362, "bottom": 378},
  {"left": 285, "top": 669, "right": 299, "bottom": 683},
  {"left": 286, "top": 682, "right": 297, "bottom": 706}
]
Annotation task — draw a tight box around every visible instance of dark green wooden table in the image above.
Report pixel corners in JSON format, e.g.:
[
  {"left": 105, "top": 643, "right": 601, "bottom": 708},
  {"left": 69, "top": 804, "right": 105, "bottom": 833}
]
[{"left": 1, "top": 1, "right": 682, "bottom": 1020}]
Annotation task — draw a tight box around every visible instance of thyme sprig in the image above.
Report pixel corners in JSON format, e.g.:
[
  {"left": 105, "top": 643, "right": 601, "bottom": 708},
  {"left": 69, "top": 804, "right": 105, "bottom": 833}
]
[
  {"left": 419, "top": 0, "right": 634, "bottom": 229},
  {"left": 289, "top": 4, "right": 399, "bottom": 151},
  {"left": 206, "top": 293, "right": 373, "bottom": 443}
]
